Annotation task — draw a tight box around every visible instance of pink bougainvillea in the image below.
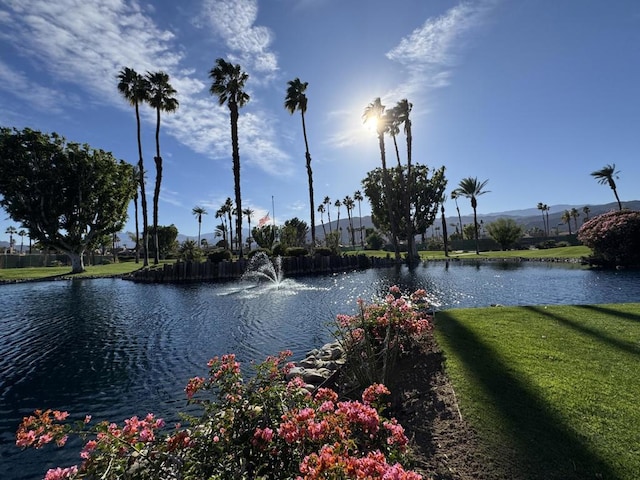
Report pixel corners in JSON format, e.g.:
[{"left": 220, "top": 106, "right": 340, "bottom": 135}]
[{"left": 577, "top": 210, "right": 640, "bottom": 266}]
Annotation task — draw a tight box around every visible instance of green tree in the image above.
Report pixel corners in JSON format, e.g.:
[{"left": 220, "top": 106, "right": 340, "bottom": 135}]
[
  {"left": 362, "top": 164, "right": 447, "bottom": 246},
  {"left": 317, "top": 203, "right": 327, "bottom": 239},
  {"left": 252, "top": 225, "right": 276, "bottom": 249},
  {"left": 146, "top": 71, "right": 179, "bottom": 265},
  {"left": 486, "top": 218, "right": 523, "bottom": 250},
  {"left": 537, "top": 202, "right": 548, "bottom": 237},
  {"left": 451, "top": 190, "right": 464, "bottom": 237},
  {"left": 18, "top": 229, "right": 27, "bottom": 253},
  {"left": 582, "top": 205, "right": 591, "bottom": 222},
  {"left": 117, "top": 67, "right": 151, "bottom": 266},
  {"left": 323, "top": 196, "right": 332, "bottom": 233},
  {"left": 453, "top": 177, "right": 489, "bottom": 255},
  {"left": 363, "top": 98, "right": 400, "bottom": 263},
  {"left": 149, "top": 224, "right": 179, "bottom": 259},
  {"left": 192, "top": 206, "right": 207, "bottom": 247},
  {"left": 285, "top": 78, "right": 316, "bottom": 248},
  {"left": 210, "top": 58, "right": 250, "bottom": 259},
  {"left": 343, "top": 195, "right": 355, "bottom": 247},
  {"left": 591, "top": 164, "right": 622, "bottom": 210},
  {"left": 178, "top": 239, "right": 204, "bottom": 262},
  {"left": 280, "top": 217, "right": 309, "bottom": 248},
  {"left": 0, "top": 128, "right": 136, "bottom": 273},
  {"left": 334, "top": 198, "right": 342, "bottom": 232}
]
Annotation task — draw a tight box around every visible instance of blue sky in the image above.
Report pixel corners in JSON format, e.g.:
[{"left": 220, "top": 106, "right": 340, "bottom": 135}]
[{"left": 1, "top": 0, "right": 639, "bottom": 240}]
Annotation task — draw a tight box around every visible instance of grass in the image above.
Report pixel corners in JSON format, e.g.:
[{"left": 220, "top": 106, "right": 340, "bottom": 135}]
[
  {"left": 0, "top": 261, "right": 162, "bottom": 281},
  {"left": 434, "top": 304, "right": 640, "bottom": 480}
]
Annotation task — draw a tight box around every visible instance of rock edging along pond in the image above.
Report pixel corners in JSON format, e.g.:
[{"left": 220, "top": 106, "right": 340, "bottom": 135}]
[{"left": 123, "top": 254, "right": 395, "bottom": 283}]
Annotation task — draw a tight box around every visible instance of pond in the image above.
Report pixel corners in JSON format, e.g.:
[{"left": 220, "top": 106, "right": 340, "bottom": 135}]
[{"left": 1, "top": 261, "right": 639, "bottom": 479}]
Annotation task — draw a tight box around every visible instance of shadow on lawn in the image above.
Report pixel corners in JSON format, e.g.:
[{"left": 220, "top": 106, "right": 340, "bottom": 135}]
[
  {"left": 524, "top": 305, "right": 640, "bottom": 358},
  {"left": 437, "top": 313, "right": 616, "bottom": 480},
  {"left": 577, "top": 304, "right": 640, "bottom": 324}
]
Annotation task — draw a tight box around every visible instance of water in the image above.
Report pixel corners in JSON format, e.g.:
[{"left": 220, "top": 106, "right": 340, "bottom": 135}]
[{"left": 1, "top": 261, "right": 639, "bottom": 479}]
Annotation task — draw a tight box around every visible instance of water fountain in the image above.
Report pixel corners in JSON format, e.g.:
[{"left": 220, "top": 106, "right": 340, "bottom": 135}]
[{"left": 241, "top": 252, "right": 284, "bottom": 286}]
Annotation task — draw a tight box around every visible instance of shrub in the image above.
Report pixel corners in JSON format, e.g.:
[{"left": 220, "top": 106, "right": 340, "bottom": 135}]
[
  {"left": 271, "top": 242, "right": 286, "bottom": 257},
  {"left": 578, "top": 210, "right": 640, "bottom": 267},
  {"left": 207, "top": 249, "right": 232, "bottom": 263},
  {"left": 285, "top": 246, "right": 308, "bottom": 257},
  {"left": 248, "top": 247, "right": 271, "bottom": 258},
  {"left": 16, "top": 352, "right": 421, "bottom": 479},
  {"left": 335, "top": 287, "right": 432, "bottom": 393}
]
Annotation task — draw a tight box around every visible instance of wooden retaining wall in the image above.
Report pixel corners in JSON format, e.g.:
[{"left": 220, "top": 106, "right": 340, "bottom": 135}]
[{"left": 123, "top": 254, "right": 396, "bottom": 284}]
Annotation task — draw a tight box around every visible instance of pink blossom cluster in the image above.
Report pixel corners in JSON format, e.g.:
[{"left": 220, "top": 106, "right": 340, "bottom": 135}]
[{"left": 577, "top": 210, "right": 640, "bottom": 265}]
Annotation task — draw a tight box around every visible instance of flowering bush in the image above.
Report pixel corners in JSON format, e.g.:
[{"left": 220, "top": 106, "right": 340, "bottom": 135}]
[
  {"left": 336, "top": 286, "right": 432, "bottom": 392},
  {"left": 577, "top": 210, "right": 640, "bottom": 267},
  {"left": 17, "top": 349, "right": 423, "bottom": 479}
]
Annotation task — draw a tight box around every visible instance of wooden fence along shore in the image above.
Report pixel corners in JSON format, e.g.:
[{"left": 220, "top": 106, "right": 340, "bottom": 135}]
[{"left": 123, "top": 254, "right": 396, "bottom": 284}]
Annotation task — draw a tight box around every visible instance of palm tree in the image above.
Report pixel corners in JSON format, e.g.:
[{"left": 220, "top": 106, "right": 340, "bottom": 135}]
[
  {"left": 582, "top": 205, "right": 591, "bottom": 222},
  {"left": 243, "top": 208, "right": 254, "bottom": 249},
  {"left": 354, "top": 190, "right": 364, "bottom": 248},
  {"left": 544, "top": 204, "right": 550, "bottom": 236},
  {"left": 18, "top": 229, "right": 26, "bottom": 253},
  {"left": 210, "top": 58, "right": 250, "bottom": 259},
  {"left": 192, "top": 206, "right": 207, "bottom": 247},
  {"left": 323, "top": 196, "right": 332, "bottom": 233},
  {"left": 454, "top": 177, "right": 490, "bottom": 254},
  {"left": 317, "top": 204, "right": 327, "bottom": 240},
  {"left": 146, "top": 71, "right": 179, "bottom": 264},
  {"left": 536, "top": 202, "right": 547, "bottom": 237},
  {"left": 363, "top": 97, "right": 400, "bottom": 262},
  {"left": 570, "top": 207, "right": 580, "bottom": 232},
  {"left": 343, "top": 195, "right": 355, "bottom": 247},
  {"left": 215, "top": 209, "right": 228, "bottom": 247},
  {"left": 561, "top": 210, "right": 572, "bottom": 235},
  {"left": 395, "top": 99, "right": 415, "bottom": 261},
  {"left": 5, "top": 226, "right": 16, "bottom": 253},
  {"left": 285, "top": 78, "right": 316, "bottom": 248},
  {"left": 334, "top": 199, "right": 342, "bottom": 232},
  {"left": 130, "top": 165, "right": 141, "bottom": 263},
  {"left": 591, "top": 164, "right": 622, "bottom": 210},
  {"left": 451, "top": 190, "right": 464, "bottom": 236},
  {"left": 117, "top": 67, "right": 151, "bottom": 266}
]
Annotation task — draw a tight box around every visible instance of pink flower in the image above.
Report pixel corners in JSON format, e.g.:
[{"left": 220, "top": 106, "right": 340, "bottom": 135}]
[
  {"left": 52, "top": 411, "right": 69, "bottom": 421},
  {"left": 44, "top": 465, "right": 78, "bottom": 480}
]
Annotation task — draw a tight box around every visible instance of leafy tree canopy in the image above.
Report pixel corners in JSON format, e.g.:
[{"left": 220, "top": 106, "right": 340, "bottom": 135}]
[
  {"left": 486, "top": 218, "right": 524, "bottom": 250},
  {"left": 280, "top": 217, "right": 309, "bottom": 248},
  {"left": 0, "top": 127, "right": 136, "bottom": 272},
  {"left": 149, "top": 224, "right": 179, "bottom": 259},
  {"left": 362, "top": 164, "right": 447, "bottom": 240}
]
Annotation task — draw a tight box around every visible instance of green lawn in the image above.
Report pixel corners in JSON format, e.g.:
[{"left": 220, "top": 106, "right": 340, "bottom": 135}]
[
  {"left": 0, "top": 261, "right": 150, "bottom": 281},
  {"left": 435, "top": 304, "right": 640, "bottom": 480}
]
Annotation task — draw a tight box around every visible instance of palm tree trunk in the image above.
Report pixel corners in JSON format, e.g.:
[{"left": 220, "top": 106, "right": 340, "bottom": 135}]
[
  {"left": 153, "top": 108, "right": 162, "bottom": 265},
  {"left": 378, "top": 134, "right": 401, "bottom": 263},
  {"left": 135, "top": 102, "right": 149, "bottom": 266},
  {"left": 613, "top": 188, "right": 622, "bottom": 211},
  {"left": 134, "top": 190, "right": 140, "bottom": 263},
  {"left": 230, "top": 104, "right": 243, "bottom": 259},
  {"left": 472, "top": 201, "right": 480, "bottom": 255},
  {"left": 301, "top": 112, "right": 316, "bottom": 248}
]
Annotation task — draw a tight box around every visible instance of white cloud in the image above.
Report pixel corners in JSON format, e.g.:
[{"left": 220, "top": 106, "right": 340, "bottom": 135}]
[
  {"left": 385, "top": 2, "right": 493, "bottom": 100},
  {"left": 0, "top": 0, "right": 292, "bottom": 177}
]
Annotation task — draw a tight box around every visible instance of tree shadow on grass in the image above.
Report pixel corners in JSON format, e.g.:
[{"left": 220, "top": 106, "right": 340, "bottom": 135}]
[
  {"left": 523, "top": 305, "right": 640, "bottom": 358},
  {"left": 577, "top": 304, "right": 640, "bottom": 324},
  {"left": 437, "top": 313, "right": 616, "bottom": 480}
]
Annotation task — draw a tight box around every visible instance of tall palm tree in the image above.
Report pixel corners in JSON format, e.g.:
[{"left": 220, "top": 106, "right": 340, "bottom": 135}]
[
  {"left": 117, "top": 67, "right": 151, "bottom": 266},
  {"left": 5, "top": 226, "right": 16, "bottom": 253},
  {"left": 561, "top": 210, "right": 572, "bottom": 235},
  {"left": 285, "top": 78, "right": 316, "bottom": 248},
  {"left": 215, "top": 208, "right": 228, "bottom": 247},
  {"left": 18, "top": 229, "right": 26, "bottom": 253},
  {"left": 536, "top": 202, "right": 547, "bottom": 237},
  {"left": 395, "top": 99, "right": 415, "bottom": 261},
  {"left": 317, "top": 204, "right": 327, "bottom": 240},
  {"left": 146, "top": 70, "right": 179, "bottom": 264},
  {"left": 343, "top": 195, "right": 355, "bottom": 247},
  {"left": 192, "top": 206, "right": 207, "bottom": 247},
  {"left": 570, "top": 207, "right": 580, "bottom": 232},
  {"left": 544, "top": 204, "right": 550, "bottom": 236},
  {"left": 130, "top": 165, "right": 140, "bottom": 263},
  {"left": 582, "top": 205, "right": 591, "bottom": 222},
  {"left": 323, "top": 196, "right": 332, "bottom": 233},
  {"left": 354, "top": 190, "right": 364, "bottom": 248},
  {"left": 454, "top": 177, "right": 490, "bottom": 254},
  {"left": 334, "top": 199, "right": 342, "bottom": 232},
  {"left": 243, "top": 208, "right": 254, "bottom": 249},
  {"left": 363, "top": 97, "right": 400, "bottom": 262},
  {"left": 591, "top": 164, "right": 622, "bottom": 210},
  {"left": 210, "top": 58, "right": 250, "bottom": 259},
  {"left": 451, "top": 190, "right": 464, "bottom": 236}
]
